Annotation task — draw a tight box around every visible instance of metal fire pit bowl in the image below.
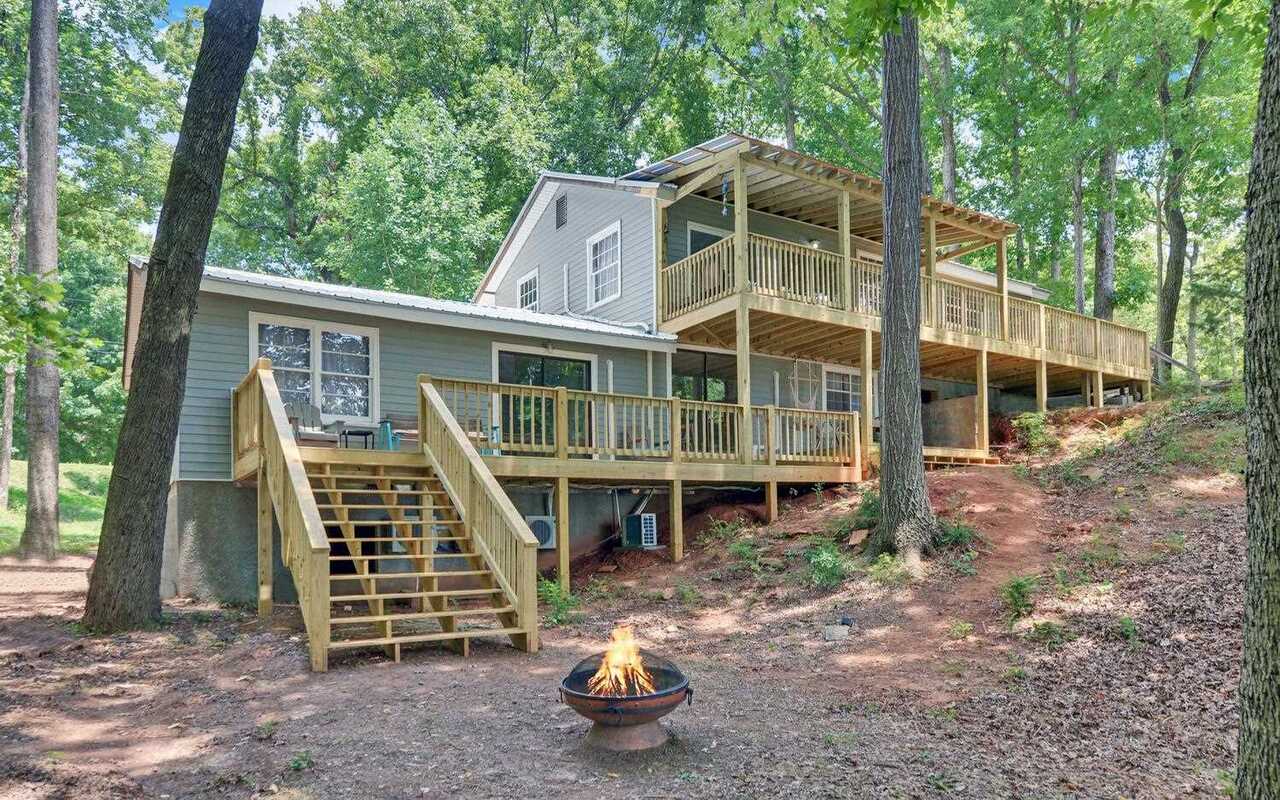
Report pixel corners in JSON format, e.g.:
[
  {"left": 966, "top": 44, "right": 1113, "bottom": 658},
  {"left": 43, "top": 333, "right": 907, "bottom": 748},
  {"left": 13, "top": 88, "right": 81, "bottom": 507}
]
[{"left": 559, "top": 649, "right": 692, "bottom": 751}]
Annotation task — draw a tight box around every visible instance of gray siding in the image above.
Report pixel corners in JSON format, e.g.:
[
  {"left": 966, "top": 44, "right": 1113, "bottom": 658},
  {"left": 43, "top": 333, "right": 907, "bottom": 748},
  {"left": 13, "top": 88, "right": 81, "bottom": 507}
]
[
  {"left": 180, "top": 291, "right": 664, "bottom": 480},
  {"left": 666, "top": 195, "right": 840, "bottom": 265},
  {"left": 494, "top": 184, "right": 655, "bottom": 327}
]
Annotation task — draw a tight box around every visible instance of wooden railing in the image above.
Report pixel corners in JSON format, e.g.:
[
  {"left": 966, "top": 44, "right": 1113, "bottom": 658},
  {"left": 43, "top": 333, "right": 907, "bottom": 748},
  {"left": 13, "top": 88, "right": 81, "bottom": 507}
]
[
  {"left": 427, "top": 376, "right": 859, "bottom": 469},
  {"left": 661, "top": 235, "right": 736, "bottom": 318},
  {"left": 658, "top": 232, "right": 1151, "bottom": 374},
  {"left": 418, "top": 378, "right": 539, "bottom": 652},
  {"left": 233, "top": 359, "right": 330, "bottom": 671}
]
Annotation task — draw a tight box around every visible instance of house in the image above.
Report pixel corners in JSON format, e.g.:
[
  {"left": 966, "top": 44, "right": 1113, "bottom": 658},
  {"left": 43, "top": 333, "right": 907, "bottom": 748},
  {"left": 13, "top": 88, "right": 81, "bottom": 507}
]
[{"left": 123, "top": 133, "right": 1152, "bottom": 670}]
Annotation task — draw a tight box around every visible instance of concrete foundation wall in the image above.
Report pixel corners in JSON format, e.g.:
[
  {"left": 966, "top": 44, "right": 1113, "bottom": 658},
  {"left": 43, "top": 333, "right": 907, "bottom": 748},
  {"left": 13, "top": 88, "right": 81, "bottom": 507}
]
[{"left": 921, "top": 395, "right": 979, "bottom": 449}]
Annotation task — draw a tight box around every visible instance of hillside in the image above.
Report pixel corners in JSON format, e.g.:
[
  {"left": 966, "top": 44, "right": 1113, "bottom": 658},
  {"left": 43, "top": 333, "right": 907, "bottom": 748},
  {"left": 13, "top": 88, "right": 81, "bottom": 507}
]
[{"left": 0, "top": 461, "right": 111, "bottom": 556}]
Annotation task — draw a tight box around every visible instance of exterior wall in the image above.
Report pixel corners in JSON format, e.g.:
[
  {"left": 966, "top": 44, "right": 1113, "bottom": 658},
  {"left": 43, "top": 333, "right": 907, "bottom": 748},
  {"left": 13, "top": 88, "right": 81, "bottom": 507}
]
[
  {"left": 492, "top": 184, "right": 655, "bottom": 328},
  {"left": 180, "top": 291, "right": 665, "bottom": 480},
  {"left": 666, "top": 195, "right": 841, "bottom": 265},
  {"left": 921, "top": 396, "right": 979, "bottom": 449}
]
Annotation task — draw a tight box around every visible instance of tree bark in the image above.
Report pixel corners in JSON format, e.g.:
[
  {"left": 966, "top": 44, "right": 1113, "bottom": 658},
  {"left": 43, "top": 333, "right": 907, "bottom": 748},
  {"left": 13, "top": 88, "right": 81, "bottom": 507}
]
[
  {"left": 1238, "top": 4, "right": 1280, "bottom": 794},
  {"left": 926, "top": 42, "right": 957, "bottom": 204},
  {"left": 17, "top": 0, "right": 59, "bottom": 560},
  {"left": 0, "top": 76, "right": 29, "bottom": 512},
  {"left": 1185, "top": 240, "right": 1200, "bottom": 389},
  {"left": 866, "top": 13, "right": 938, "bottom": 571},
  {"left": 1154, "top": 185, "right": 1165, "bottom": 381},
  {"left": 1093, "top": 142, "right": 1118, "bottom": 320},
  {"left": 82, "top": 0, "right": 263, "bottom": 630}
]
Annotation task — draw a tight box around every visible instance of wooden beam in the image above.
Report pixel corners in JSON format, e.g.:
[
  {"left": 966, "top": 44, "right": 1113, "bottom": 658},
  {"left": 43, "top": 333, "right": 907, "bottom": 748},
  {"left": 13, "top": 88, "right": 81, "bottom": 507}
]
[
  {"left": 977, "top": 348, "right": 990, "bottom": 452},
  {"left": 734, "top": 156, "right": 752, "bottom": 463},
  {"left": 1092, "top": 369, "right": 1105, "bottom": 409},
  {"left": 861, "top": 327, "right": 874, "bottom": 452},
  {"left": 1036, "top": 357, "right": 1048, "bottom": 412},
  {"left": 765, "top": 480, "right": 778, "bottom": 522},
  {"left": 996, "top": 237, "right": 1009, "bottom": 340},
  {"left": 840, "top": 189, "right": 852, "bottom": 312},
  {"left": 670, "top": 479, "right": 684, "bottom": 561},
  {"left": 556, "top": 476, "right": 570, "bottom": 591},
  {"left": 257, "top": 461, "right": 273, "bottom": 619}
]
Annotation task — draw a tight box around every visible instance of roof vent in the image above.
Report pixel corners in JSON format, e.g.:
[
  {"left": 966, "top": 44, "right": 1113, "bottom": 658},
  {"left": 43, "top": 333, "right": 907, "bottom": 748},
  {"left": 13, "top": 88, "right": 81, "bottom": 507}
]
[{"left": 555, "top": 194, "right": 568, "bottom": 229}]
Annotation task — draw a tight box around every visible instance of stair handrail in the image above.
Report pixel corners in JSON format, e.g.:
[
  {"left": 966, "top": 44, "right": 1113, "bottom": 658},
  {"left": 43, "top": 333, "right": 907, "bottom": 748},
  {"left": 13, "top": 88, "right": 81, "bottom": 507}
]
[
  {"left": 249, "top": 360, "right": 332, "bottom": 670},
  {"left": 1149, "top": 345, "right": 1199, "bottom": 384},
  {"left": 417, "top": 375, "right": 540, "bottom": 652}
]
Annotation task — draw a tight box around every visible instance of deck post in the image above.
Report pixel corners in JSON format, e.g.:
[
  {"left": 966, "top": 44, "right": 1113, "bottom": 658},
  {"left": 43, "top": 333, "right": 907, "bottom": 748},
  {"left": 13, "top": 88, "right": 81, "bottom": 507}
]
[
  {"left": 556, "top": 476, "right": 570, "bottom": 591},
  {"left": 1080, "top": 373, "right": 1092, "bottom": 407},
  {"left": 1035, "top": 357, "right": 1048, "bottom": 413},
  {"left": 257, "top": 454, "right": 272, "bottom": 619},
  {"left": 670, "top": 479, "right": 684, "bottom": 561},
  {"left": 734, "top": 155, "right": 752, "bottom": 463},
  {"left": 924, "top": 215, "right": 937, "bottom": 326},
  {"left": 669, "top": 397, "right": 682, "bottom": 462},
  {"left": 765, "top": 481, "right": 778, "bottom": 523},
  {"left": 555, "top": 387, "right": 568, "bottom": 460},
  {"left": 976, "top": 347, "right": 990, "bottom": 453},
  {"left": 1092, "top": 370, "right": 1105, "bottom": 409},
  {"left": 840, "top": 189, "right": 852, "bottom": 311},
  {"left": 1141, "top": 378, "right": 1153, "bottom": 402},
  {"left": 655, "top": 201, "right": 667, "bottom": 322},
  {"left": 996, "top": 237, "right": 1009, "bottom": 340},
  {"left": 860, "top": 327, "right": 874, "bottom": 454}
]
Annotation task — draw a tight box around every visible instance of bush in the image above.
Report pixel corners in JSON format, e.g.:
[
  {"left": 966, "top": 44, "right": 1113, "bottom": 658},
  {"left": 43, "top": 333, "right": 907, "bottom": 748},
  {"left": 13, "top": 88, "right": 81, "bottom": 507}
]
[
  {"left": 805, "top": 540, "right": 852, "bottom": 589},
  {"left": 1000, "top": 575, "right": 1039, "bottom": 619},
  {"left": 1012, "top": 412, "right": 1059, "bottom": 453},
  {"left": 537, "top": 577, "right": 580, "bottom": 626},
  {"left": 934, "top": 519, "right": 978, "bottom": 550}
]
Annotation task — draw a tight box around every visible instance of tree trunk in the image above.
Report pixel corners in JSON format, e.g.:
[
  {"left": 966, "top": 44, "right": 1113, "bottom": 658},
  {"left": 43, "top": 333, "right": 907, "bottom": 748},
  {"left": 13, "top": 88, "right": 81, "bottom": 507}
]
[
  {"left": 0, "top": 76, "right": 29, "bottom": 512},
  {"left": 1072, "top": 160, "right": 1086, "bottom": 314},
  {"left": 1238, "top": 4, "right": 1280, "bottom": 793},
  {"left": 82, "top": 0, "right": 262, "bottom": 631},
  {"left": 866, "top": 13, "right": 937, "bottom": 571},
  {"left": 935, "top": 42, "right": 957, "bottom": 205},
  {"left": 17, "top": 0, "right": 59, "bottom": 560},
  {"left": 1159, "top": 166, "right": 1188, "bottom": 368},
  {"left": 1093, "top": 142, "right": 1118, "bottom": 320},
  {"left": 1154, "top": 187, "right": 1165, "bottom": 381},
  {"left": 1186, "top": 240, "right": 1200, "bottom": 389}
]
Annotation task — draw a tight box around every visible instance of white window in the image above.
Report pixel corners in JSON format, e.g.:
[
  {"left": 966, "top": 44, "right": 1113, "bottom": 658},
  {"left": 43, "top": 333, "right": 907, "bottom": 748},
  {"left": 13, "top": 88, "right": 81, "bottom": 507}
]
[
  {"left": 823, "top": 367, "right": 861, "bottom": 413},
  {"left": 687, "top": 221, "right": 731, "bottom": 256},
  {"left": 587, "top": 221, "right": 621, "bottom": 308},
  {"left": 517, "top": 270, "right": 539, "bottom": 311},
  {"left": 251, "top": 313, "right": 379, "bottom": 424}
]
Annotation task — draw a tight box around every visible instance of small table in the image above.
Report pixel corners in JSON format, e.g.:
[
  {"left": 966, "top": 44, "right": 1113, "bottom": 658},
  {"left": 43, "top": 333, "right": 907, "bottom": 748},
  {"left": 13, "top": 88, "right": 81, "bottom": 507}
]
[{"left": 341, "top": 428, "right": 375, "bottom": 450}]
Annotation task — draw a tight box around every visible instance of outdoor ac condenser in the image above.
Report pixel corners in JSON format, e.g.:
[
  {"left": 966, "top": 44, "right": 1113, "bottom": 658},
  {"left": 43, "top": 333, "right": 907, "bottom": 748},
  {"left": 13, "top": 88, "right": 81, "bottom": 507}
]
[
  {"left": 525, "top": 515, "right": 557, "bottom": 549},
  {"left": 622, "top": 513, "right": 659, "bottom": 550}
]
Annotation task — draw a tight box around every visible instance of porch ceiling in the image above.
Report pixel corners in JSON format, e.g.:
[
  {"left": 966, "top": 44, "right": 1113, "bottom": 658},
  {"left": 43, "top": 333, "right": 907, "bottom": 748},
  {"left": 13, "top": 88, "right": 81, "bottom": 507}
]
[
  {"left": 679, "top": 308, "right": 1130, "bottom": 395},
  {"left": 631, "top": 133, "right": 1017, "bottom": 249}
]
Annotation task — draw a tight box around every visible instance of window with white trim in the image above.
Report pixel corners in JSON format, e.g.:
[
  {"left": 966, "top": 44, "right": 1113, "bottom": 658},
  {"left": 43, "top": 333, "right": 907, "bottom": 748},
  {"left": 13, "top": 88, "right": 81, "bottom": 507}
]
[
  {"left": 823, "top": 368, "right": 861, "bottom": 413},
  {"left": 687, "top": 221, "right": 731, "bottom": 256},
  {"left": 254, "top": 314, "right": 378, "bottom": 423},
  {"left": 517, "top": 270, "right": 539, "bottom": 311},
  {"left": 587, "top": 221, "right": 621, "bottom": 308}
]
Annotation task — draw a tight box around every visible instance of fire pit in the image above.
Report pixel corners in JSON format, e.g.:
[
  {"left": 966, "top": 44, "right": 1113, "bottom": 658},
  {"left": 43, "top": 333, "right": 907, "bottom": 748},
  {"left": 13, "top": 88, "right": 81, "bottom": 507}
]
[{"left": 559, "top": 626, "right": 692, "bottom": 751}]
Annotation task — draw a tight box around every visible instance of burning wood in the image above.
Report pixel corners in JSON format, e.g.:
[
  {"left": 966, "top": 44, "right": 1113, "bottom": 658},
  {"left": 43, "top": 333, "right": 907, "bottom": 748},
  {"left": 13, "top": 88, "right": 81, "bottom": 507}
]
[{"left": 586, "top": 626, "right": 655, "bottom": 696}]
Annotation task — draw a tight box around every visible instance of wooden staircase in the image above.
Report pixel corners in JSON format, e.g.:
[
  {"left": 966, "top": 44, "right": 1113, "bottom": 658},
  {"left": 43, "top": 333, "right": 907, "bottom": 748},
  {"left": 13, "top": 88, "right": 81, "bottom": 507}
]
[{"left": 306, "top": 457, "right": 525, "bottom": 662}]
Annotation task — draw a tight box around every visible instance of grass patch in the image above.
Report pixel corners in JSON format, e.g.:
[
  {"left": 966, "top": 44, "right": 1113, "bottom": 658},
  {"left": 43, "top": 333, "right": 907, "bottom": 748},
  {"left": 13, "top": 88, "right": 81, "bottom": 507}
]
[
  {"left": 0, "top": 460, "right": 112, "bottom": 556},
  {"left": 700, "top": 516, "right": 746, "bottom": 544},
  {"left": 947, "top": 620, "right": 974, "bottom": 640},
  {"left": 288, "top": 751, "right": 314, "bottom": 771},
  {"left": 805, "top": 539, "right": 853, "bottom": 589},
  {"left": 537, "top": 577, "right": 581, "bottom": 626},
  {"left": 828, "top": 489, "right": 881, "bottom": 538},
  {"left": 1026, "top": 621, "right": 1073, "bottom": 648},
  {"left": 950, "top": 549, "right": 978, "bottom": 577},
  {"left": 865, "top": 553, "right": 911, "bottom": 587},
  {"left": 726, "top": 537, "right": 762, "bottom": 574},
  {"left": 1115, "top": 616, "right": 1140, "bottom": 647},
  {"left": 999, "top": 575, "right": 1039, "bottom": 620},
  {"left": 934, "top": 519, "right": 979, "bottom": 550},
  {"left": 674, "top": 581, "right": 702, "bottom": 606}
]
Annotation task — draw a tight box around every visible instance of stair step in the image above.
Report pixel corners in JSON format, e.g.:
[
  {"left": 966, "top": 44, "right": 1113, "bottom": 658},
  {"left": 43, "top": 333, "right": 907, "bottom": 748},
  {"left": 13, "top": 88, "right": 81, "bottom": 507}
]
[
  {"left": 329, "top": 570, "right": 491, "bottom": 581},
  {"left": 315, "top": 504, "right": 458, "bottom": 511},
  {"left": 326, "top": 536, "right": 470, "bottom": 543},
  {"left": 321, "top": 521, "right": 463, "bottom": 528},
  {"left": 330, "top": 606, "right": 515, "bottom": 625},
  {"left": 331, "top": 588, "right": 503, "bottom": 602},
  {"left": 312, "top": 489, "right": 448, "bottom": 496},
  {"left": 330, "top": 552, "right": 479, "bottom": 561},
  {"left": 327, "top": 627, "right": 526, "bottom": 651},
  {"left": 307, "top": 472, "right": 439, "bottom": 481}
]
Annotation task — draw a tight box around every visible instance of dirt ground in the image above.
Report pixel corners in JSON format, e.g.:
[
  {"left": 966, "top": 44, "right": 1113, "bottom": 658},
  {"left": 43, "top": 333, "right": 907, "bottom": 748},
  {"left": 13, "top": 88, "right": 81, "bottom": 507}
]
[{"left": 0, "top": 401, "right": 1245, "bottom": 799}]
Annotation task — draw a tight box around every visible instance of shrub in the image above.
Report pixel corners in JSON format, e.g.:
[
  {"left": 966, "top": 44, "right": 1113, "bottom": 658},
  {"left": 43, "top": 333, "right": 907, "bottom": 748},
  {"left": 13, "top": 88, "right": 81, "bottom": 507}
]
[
  {"left": 675, "top": 581, "right": 702, "bottom": 605},
  {"left": 950, "top": 550, "right": 978, "bottom": 577},
  {"left": 289, "top": 751, "right": 314, "bottom": 771},
  {"left": 1000, "top": 575, "right": 1039, "bottom": 619},
  {"left": 1115, "top": 616, "right": 1139, "bottom": 646},
  {"left": 537, "top": 577, "right": 580, "bottom": 626},
  {"left": 934, "top": 519, "right": 978, "bottom": 550},
  {"left": 701, "top": 516, "right": 745, "bottom": 543},
  {"left": 805, "top": 540, "right": 852, "bottom": 589},
  {"left": 947, "top": 620, "right": 975, "bottom": 640},
  {"left": 1012, "top": 412, "right": 1059, "bottom": 453}
]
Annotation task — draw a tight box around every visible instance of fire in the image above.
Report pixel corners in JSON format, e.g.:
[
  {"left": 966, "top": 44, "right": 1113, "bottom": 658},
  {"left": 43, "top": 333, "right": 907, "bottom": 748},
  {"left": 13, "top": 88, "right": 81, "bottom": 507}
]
[{"left": 586, "top": 626, "right": 655, "bottom": 697}]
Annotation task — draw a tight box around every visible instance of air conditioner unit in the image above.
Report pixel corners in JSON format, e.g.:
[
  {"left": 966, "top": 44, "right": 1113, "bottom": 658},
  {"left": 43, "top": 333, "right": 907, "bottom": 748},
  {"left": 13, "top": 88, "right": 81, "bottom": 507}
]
[
  {"left": 623, "top": 513, "right": 659, "bottom": 550},
  {"left": 525, "top": 515, "right": 557, "bottom": 550}
]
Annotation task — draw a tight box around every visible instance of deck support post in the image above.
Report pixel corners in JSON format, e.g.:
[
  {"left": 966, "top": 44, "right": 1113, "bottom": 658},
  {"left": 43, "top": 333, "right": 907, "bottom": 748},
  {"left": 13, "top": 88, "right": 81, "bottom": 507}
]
[
  {"left": 1092, "top": 370, "right": 1105, "bottom": 409},
  {"left": 996, "top": 237, "right": 1009, "bottom": 340},
  {"left": 860, "top": 327, "right": 874, "bottom": 455},
  {"left": 977, "top": 347, "right": 990, "bottom": 453},
  {"left": 1141, "top": 378, "right": 1152, "bottom": 402},
  {"left": 257, "top": 457, "right": 272, "bottom": 619},
  {"left": 765, "top": 480, "right": 778, "bottom": 523},
  {"left": 734, "top": 155, "right": 752, "bottom": 464},
  {"left": 840, "top": 190, "right": 852, "bottom": 311},
  {"left": 556, "top": 477, "right": 570, "bottom": 591},
  {"left": 670, "top": 479, "right": 684, "bottom": 561},
  {"left": 1035, "top": 357, "right": 1048, "bottom": 414},
  {"left": 924, "top": 216, "right": 937, "bottom": 326},
  {"left": 1080, "top": 373, "right": 1091, "bottom": 407}
]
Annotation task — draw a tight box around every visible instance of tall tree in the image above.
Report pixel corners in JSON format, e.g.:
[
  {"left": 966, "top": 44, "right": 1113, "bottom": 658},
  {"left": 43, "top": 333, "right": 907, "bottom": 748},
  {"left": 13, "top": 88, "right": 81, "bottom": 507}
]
[
  {"left": 17, "top": 0, "right": 58, "bottom": 559},
  {"left": 867, "top": 8, "right": 939, "bottom": 570},
  {"left": 0, "top": 75, "right": 27, "bottom": 511},
  {"left": 1092, "top": 138, "right": 1118, "bottom": 319},
  {"left": 82, "top": 0, "right": 262, "bottom": 630},
  {"left": 1238, "top": 3, "right": 1280, "bottom": 792}
]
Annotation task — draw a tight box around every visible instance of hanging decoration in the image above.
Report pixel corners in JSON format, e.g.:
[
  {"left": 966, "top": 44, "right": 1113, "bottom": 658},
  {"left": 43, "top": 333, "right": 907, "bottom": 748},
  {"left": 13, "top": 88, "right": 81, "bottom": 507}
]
[{"left": 721, "top": 173, "right": 730, "bottom": 217}]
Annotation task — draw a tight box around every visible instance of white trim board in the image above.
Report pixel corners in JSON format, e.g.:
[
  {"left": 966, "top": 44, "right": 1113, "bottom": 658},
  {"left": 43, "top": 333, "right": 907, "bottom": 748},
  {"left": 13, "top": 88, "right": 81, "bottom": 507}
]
[{"left": 489, "top": 341, "right": 601, "bottom": 392}]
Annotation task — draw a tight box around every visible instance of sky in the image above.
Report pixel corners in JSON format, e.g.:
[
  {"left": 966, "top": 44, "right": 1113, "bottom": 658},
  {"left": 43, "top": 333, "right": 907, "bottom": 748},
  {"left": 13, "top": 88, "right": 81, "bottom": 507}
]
[{"left": 164, "top": 0, "right": 317, "bottom": 23}]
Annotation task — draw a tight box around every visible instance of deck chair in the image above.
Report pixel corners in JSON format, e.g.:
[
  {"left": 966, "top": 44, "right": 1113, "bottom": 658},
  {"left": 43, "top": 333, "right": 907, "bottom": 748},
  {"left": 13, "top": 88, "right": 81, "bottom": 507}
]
[{"left": 285, "top": 401, "right": 343, "bottom": 446}]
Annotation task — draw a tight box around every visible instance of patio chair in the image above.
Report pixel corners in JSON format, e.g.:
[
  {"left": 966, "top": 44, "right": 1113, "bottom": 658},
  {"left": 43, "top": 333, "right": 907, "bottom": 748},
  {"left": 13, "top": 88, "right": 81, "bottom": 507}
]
[{"left": 285, "top": 401, "right": 343, "bottom": 446}]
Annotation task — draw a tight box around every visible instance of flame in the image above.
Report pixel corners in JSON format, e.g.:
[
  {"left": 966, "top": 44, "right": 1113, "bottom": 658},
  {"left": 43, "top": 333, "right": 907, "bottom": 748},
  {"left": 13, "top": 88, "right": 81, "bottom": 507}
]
[{"left": 586, "top": 626, "right": 656, "bottom": 697}]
